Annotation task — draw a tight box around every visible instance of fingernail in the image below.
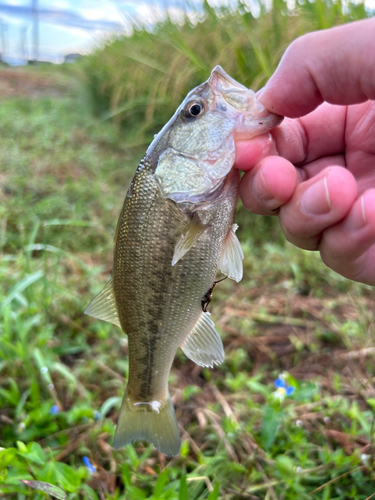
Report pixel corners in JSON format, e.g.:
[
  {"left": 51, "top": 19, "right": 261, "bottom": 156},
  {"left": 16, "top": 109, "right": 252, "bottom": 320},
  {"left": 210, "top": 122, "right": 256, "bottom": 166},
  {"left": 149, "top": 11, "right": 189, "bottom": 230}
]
[
  {"left": 257, "top": 87, "right": 274, "bottom": 112},
  {"left": 252, "top": 169, "right": 274, "bottom": 202},
  {"left": 300, "top": 177, "right": 331, "bottom": 216},
  {"left": 343, "top": 196, "right": 367, "bottom": 231}
]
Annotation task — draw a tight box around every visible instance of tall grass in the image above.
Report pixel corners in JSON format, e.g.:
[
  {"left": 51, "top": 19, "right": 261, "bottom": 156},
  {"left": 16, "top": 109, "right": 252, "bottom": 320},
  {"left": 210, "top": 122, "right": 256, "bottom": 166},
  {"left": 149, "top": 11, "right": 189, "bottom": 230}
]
[{"left": 83, "top": 0, "right": 370, "bottom": 145}]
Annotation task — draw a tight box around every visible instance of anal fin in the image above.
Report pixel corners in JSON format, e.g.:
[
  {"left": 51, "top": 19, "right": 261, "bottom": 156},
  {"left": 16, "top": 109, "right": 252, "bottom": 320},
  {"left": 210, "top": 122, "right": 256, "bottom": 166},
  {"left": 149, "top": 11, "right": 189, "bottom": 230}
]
[
  {"left": 172, "top": 215, "right": 208, "bottom": 266},
  {"left": 218, "top": 223, "right": 244, "bottom": 283},
  {"left": 180, "top": 311, "right": 224, "bottom": 368},
  {"left": 84, "top": 278, "right": 121, "bottom": 328}
]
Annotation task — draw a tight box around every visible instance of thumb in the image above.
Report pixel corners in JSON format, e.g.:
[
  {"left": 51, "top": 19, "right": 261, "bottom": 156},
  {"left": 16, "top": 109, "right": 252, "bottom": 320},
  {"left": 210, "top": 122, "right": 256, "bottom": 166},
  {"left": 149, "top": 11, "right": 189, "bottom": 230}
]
[{"left": 259, "top": 18, "right": 375, "bottom": 118}]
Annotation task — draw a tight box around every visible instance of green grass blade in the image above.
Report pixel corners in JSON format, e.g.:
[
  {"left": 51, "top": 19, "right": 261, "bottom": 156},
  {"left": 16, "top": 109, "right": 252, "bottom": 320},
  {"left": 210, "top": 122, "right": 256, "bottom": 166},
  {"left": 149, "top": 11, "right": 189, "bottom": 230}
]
[
  {"left": 19, "top": 480, "right": 67, "bottom": 500},
  {"left": 179, "top": 474, "right": 188, "bottom": 500},
  {"left": 207, "top": 482, "right": 220, "bottom": 500},
  {"left": 2, "top": 271, "right": 44, "bottom": 307}
]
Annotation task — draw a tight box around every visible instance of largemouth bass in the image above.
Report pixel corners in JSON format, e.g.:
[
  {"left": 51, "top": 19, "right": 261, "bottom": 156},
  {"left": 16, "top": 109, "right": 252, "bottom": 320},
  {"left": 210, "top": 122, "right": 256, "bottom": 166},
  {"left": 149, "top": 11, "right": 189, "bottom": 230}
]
[{"left": 85, "top": 66, "right": 282, "bottom": 456}]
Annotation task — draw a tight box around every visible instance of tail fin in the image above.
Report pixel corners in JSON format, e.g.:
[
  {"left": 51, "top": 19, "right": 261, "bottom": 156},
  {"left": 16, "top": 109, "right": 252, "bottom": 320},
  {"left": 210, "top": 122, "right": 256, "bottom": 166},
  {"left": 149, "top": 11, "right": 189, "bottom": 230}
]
[{"left": 113, "top": 390, "right": 181, "bottom": 457}]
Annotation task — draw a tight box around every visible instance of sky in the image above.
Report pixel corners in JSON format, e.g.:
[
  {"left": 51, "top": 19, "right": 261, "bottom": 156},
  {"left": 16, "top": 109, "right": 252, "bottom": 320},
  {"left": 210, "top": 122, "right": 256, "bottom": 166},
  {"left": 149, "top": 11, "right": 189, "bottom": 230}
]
[
  {"left": 0, "top": 0, "right": 203, "bottom": 64},
  {"left": 0, "top": 0, "right": 374, "bottom": 64}
]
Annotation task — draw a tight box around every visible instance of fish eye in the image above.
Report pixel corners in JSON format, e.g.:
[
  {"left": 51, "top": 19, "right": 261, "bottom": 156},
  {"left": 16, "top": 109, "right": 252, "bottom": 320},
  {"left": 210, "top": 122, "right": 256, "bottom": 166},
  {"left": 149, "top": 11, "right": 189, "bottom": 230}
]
[{"left": 182, "top": 99, "right": 205, "bottom": 120}]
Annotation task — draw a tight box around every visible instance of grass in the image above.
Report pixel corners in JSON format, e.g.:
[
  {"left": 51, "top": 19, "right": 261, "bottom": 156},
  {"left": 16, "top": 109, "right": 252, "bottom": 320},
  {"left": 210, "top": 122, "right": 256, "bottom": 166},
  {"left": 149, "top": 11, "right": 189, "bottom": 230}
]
[{"left": 1, "top": 2, "right": 375, "bottom": 499}]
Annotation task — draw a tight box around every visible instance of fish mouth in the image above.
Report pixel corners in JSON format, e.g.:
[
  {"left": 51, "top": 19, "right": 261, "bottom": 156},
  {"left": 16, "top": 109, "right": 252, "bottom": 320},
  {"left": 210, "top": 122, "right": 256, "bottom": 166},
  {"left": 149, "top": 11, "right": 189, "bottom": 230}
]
[
  {"left": 208, "top": 66, "right": 250, "bottom": 111},
  {"left": 209, "top": 65, "right": 249, "bottom": 93},
  {"left": 234, "top": 112, "right": 283, "bottom": 141},
  {"left": 209, "top": 66, "right": 283, "bottom": 136}
]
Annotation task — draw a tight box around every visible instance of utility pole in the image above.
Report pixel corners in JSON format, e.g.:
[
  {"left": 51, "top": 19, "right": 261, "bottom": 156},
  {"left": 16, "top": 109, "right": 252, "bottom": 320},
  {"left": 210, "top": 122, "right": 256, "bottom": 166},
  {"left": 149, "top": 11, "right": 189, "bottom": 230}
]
[
  {"left": 20, "top": 25, "right": 28, "bottom": 63},
  {"left": 0, "top": 19, "right": 5, "bottom": 62},
  {"left": 32, "top": 0, "right": 38, "bottom": 62}
]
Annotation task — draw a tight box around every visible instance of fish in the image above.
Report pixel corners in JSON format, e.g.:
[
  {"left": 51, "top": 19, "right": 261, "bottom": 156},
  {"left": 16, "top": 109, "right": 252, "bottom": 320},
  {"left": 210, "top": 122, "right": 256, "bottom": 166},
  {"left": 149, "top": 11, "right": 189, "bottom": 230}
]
[{"left": 85, "top": 66, "right": 282, "bottom": 457}]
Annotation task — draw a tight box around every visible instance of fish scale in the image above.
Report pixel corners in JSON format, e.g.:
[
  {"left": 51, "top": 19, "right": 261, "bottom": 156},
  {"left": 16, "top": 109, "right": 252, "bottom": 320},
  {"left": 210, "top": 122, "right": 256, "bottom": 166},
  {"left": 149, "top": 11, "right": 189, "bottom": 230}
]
[
  {"left": 84, "top": 66, "right": 282, "bottom": 456},
  {"left": 114, "top": 159, "right": 238, "bottom": 402}
]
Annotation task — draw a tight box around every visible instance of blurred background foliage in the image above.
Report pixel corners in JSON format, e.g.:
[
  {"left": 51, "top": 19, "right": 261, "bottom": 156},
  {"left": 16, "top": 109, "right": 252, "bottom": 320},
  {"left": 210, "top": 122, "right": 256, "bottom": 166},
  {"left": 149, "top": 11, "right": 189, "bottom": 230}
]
[{"left": 1, "top": 0, "right": 375, "bottom": 499}]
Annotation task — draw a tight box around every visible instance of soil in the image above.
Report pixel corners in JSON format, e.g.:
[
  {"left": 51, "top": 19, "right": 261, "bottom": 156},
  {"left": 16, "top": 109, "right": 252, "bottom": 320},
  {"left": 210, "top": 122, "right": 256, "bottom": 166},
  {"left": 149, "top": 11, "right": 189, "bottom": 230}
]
[{"left": 0, "top": 66, "right": 67, "bottom": 100}]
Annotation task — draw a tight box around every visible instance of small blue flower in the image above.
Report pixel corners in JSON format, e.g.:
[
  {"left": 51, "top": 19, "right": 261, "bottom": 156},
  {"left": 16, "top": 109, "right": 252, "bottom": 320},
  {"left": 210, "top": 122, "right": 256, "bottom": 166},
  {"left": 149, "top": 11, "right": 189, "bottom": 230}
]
[
  {"left": 93, "top": 411, "right": 100, "bottom": 421},
  {"left": 274, "top": 378, "right": 286, "bottom": 389},
  {"left": 83, "top": 456, "right": 96, "bottom": 474},
  {"left": 285, "top": 386, "right": 295, "bottom": 396},
  {"left": 273, "top": 376, "right": 295, "bottom": 399},
  {"left": 50, "top": 405, "right": 59, "bottom": 415}
]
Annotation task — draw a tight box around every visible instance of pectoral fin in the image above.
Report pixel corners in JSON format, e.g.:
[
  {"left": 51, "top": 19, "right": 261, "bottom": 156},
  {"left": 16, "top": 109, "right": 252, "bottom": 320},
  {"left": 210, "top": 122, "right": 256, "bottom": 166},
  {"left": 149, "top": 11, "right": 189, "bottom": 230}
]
[
  {"left": 172, "top": 215, "right": 208, "bottom": 266},
  {"left": 84, "top": 278, "right": 121, "bottom": 328},
  {"left": 218, "top": 223, "right": 244, "bottom": 283},
  {"left": 180, "top": 311, "right": 224, "bottom": 368}
]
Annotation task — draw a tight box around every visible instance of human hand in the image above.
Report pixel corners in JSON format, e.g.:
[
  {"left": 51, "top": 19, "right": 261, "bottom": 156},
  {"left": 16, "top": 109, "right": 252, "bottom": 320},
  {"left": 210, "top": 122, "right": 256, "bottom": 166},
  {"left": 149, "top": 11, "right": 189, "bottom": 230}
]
[{"left": 235, "top": 18, "right": 375, "bottom": 285}]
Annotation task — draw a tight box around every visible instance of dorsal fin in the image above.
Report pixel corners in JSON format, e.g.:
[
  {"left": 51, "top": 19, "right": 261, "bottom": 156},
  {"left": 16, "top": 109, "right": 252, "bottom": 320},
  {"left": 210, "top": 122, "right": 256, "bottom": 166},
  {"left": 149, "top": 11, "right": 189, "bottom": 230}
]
[
  {"left": 180, "top": 311, "right": 224, "bottom": 368},
  {"left": 84, "top": 278, "right": 121, "bottom": 328},
  {"left": 218, "top": 223, "right": 244, "bottom": 283},
  {"left": 172, "top": 215, "right": 208, "bottom": 266}
]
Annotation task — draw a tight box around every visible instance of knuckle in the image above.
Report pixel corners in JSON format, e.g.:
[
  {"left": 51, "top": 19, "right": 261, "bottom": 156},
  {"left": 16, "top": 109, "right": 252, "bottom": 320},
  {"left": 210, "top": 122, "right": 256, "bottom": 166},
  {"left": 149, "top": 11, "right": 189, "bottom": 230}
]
[
  {"left": 280, "top": 217, "right": 321, "bottom": 250},
  {"left": 286, "top": 32, "right": 314, "bottom": 58}
]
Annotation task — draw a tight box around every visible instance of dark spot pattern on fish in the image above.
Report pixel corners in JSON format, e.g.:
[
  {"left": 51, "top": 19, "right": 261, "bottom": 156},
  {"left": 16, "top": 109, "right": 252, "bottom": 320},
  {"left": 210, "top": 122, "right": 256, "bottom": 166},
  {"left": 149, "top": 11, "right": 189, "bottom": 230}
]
[
  {"left": 113, "top": 159, "right": 237, "bottom": 403},
  {"left": 136, "top": 242, "right": 176, "bottom": 400},
  {"left": 113, "top": 159, "right": 193, "bottom": 401}
]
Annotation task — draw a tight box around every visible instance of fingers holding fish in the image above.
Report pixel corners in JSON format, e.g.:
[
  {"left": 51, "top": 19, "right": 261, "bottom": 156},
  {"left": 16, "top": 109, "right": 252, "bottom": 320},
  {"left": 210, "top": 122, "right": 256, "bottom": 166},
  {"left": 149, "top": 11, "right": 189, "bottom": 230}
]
[
  {"left": 234, "top": 17, "right": 375, "bottom": 288},
  {"left": 237, "top": 156, "right": 358, "bottom": 250},
  {"left": 235, "top": 104, "right": 346, "bottom": 171},
  {"left": 234, "top": 133, "right": 278, "bottom": 170},
  {"left": 238, "top": 156, "right": 298, "bottom": 215},
  {"left": 234, "top": 102, "right": 349, "bottom": 217},
  {"left": 278, "top": 166, "right": 357, "bottom": 251},
  {"left": 272, "top": 104, "right": 346, "bottom": 165}
]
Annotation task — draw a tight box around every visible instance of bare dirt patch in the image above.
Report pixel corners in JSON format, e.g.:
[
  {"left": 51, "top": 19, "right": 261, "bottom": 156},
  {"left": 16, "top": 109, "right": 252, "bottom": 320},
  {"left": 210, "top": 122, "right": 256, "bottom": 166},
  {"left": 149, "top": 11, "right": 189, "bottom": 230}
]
[{"left": 0, "top": 67, "right": 67, "bottom": 100}]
